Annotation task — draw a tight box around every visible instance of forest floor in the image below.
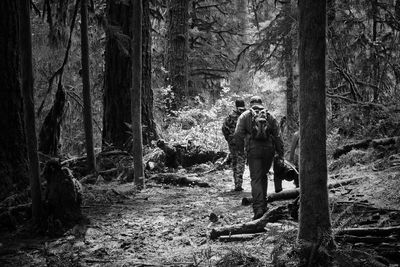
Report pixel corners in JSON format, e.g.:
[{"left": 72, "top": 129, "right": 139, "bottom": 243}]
[{"left": 1, "top": 152, "right": 400, "bottom": 266}]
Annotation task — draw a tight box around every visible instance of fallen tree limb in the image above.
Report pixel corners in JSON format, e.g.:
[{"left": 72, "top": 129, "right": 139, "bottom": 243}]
[
  {"left": 336, "top": 225, "right": 400, "bottom": 237},
  {"left": 335, "top": 235, "right": 398, "bottom": 244},
  {"left": 333, "top": 136, "right": 400, "bottom": 159},
  {"left": 219, "top": 233, "right": 262, "bottom": 242},
  {"left": 331, "top": 201, "right": 399, "bottom": 214},
  {"left": 149, "top": 173, "right": 210, "bottom": 187},
  {"left": 98, "top": 168, "right": 118, "bottom": 175},
  {"left": 209, "top": 205, "right": 287, "bottom": 240},
  {"left": 61, "top": 150, "right": 132, "bottom": 165},
  {"left": 242, "top": 177, "right": 365, "bottom": 205}
]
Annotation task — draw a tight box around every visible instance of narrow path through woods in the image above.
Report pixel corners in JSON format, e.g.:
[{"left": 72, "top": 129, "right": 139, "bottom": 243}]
[{"left": 77, "top": 168, "right": 287, "bottom": 265}]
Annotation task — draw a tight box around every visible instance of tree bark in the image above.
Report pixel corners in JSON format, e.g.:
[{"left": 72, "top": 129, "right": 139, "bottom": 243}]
[
  {"left": 81, "top": 0, "right": 96, "bottom": 172},
  {"left": 131, "top": 0, "right": 144, "bottom": 188},
  {"left": 298, "top": 0, "right": 334, "bottom": 254},
  {"left": 141, "top": 0, "right": 158, "bottom": 145},
  {"left": 166, "top": 0, "right": 189, "bottom": 109},
  {"left": 283, "top": 1, "right": 296, "bottom": 137},
  {"left": 103, "top": 0, "right": 157, "bottom": 150},
  {"left": 20, "top": 0, "right": 43, "bottom": 224},
  {"left": 103, "top": 0, "right": 134, "bottom": 150},
  {"left": 0, "top": 0, "right": 30, "bottom": 201}
]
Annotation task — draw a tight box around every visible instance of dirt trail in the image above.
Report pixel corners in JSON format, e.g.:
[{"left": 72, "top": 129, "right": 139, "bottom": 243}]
[{"left": 1, "top": 166, "right": 399, "bottom": 266}]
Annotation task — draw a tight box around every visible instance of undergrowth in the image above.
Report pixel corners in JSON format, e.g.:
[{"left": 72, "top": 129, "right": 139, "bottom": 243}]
[{"left": 161, "top": 99, "right": 235, "bottom": 151}]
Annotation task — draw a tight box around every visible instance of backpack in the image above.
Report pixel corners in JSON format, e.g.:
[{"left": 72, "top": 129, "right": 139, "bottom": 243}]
[{"left": 250, "top": 107, "right": 271, "bottom": 140}]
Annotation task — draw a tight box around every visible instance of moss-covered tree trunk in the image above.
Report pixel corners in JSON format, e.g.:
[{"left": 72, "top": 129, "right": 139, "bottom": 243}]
[
  {"left": 0, "top": 0, "right": 29, "bottom": 201},
  {"left": 103, "top": 0, "right": 157, "bottom": 150},
  {"left": 298, "top": 0, "right": 334, "bottom": 262},
  {"left": 166, "top": 0, "right": 189, "bottom": 110}
]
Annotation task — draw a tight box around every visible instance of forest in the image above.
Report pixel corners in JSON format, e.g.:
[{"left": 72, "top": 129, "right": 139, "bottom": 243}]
[{"left": 1, "top": 0, "right": 400, "bottom": 266}]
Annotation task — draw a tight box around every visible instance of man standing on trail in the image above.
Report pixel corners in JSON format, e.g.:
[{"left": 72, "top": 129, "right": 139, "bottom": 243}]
[
  {"left": 233, "top": 96, "right": 284, "bottom": 220},
  {"left": 222, "top": 99, "right": 247, "bottom": 191}
]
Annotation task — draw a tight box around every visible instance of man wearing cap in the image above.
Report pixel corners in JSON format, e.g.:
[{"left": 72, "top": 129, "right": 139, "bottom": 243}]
[
  {"left": 233, "top": 96, "right": 284, "bottom": 219},
  {"left": 222, "top": 99, "right": 247, "bottom": 191}
]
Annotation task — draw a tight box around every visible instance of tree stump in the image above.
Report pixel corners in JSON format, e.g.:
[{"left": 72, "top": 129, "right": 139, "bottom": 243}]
[{"left": 43, "top": 159, "right": 83, "bottom": 228}]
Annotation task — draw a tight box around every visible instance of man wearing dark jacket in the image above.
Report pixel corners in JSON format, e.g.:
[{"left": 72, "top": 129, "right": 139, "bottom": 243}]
[
  {"left": 222, "top": 99, "right": 246, "bottom": 191},
  {"left": 234, "top": 96, "right": 284, "bottom": 219}
]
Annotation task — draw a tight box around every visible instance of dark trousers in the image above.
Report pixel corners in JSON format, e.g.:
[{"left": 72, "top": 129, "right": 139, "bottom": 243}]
[{"left": 248, "top": 148, "right": 274, "bottom": 215}]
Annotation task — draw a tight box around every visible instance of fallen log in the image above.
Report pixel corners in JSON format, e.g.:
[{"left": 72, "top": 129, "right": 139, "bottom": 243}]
[
  {"left": 209, "top": 205, "right": 287, "bottom": 240},
  {"left": 336, "top": 225, "right": 400, "bottom": 237},
  {"left": 61, "top": 150, "right": 132, "bottom": 166},
  {"left": 149, "top": 173, "right": 210, "bottom": 187},
  {"left": 242, "top": 177, "right": 365, "bottom": 205},
  {"left": 219, "top": 233, "right": 262, "bottom": 242},
  {"left": 371, "top": 137, "right": 400, "bottom": 148},
  {"left": 156, "top": 140, "right": 227, "bottom": 169},
  {"left": 331, "top": 201, "right": 399, "bottom": 215},
  {"left": 333, "top": 136, "right": 400, "bottom": 159},
  {"left": 335, "top": 235, "right": 398, "bottom": 244}
]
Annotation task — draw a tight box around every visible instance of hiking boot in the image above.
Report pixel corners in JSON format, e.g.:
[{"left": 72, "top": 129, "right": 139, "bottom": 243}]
[{"left": 253, "top": 206, "right": 270, "bottom": 220}]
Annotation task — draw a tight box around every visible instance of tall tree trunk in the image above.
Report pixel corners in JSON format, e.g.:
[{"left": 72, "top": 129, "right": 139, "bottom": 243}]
[
  {"left": 142, "top": 0, "right": 158, "bottom": 145},
  {"left": 132, "top": 0, "right": 144, "bottom": 188},
  {"left": 103, "top": 0, "right": 133, "bottom": 150},
  {"left": 298, "top": 0, "right": 334, "bottom": 262},
  {"left": 0, "top": 1, "right": 30, "bottom": 201},
  {"left": 283, "top": 1, "right": 296, "bottom": 137},
  {"left": 81, "top": 0, "right": 96, "bottom": 172},
  {"left": 103, "top": 0, "right": 157, "bottom": 150},
  {"left": 20, "top": 0, "right": 43, "bottom": 224},
  {"left": 166, "top": 0, "right": 189, "bottom": 110}
]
